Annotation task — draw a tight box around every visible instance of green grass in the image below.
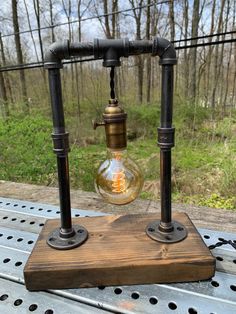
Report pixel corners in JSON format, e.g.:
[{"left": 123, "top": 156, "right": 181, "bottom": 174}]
[{"left": 1, "top": 103, "right": 236, "bottom": 210}]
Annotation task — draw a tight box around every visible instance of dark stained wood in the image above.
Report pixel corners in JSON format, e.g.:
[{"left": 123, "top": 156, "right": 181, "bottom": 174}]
[{"left": 24, "top": 212, "right": 215, "bottom": 291}]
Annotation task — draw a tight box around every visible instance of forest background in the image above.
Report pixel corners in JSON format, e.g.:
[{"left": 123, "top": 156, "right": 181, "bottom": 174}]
[{"left": 0, "top": 0, "right": 236, "bottom": 210}]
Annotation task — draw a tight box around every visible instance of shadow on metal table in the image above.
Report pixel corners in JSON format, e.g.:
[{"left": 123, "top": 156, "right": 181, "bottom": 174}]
[{"left": 0, "top": 197, "right": 235, "bottom": 314}]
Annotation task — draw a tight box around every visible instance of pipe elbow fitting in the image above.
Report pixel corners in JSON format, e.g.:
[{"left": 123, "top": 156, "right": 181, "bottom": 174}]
[
  {"left": 152, "top": 37, "right": 177, "bottom": 65},
  {"left": 44, "top": 41, "right": 70, "bottom": 68}
]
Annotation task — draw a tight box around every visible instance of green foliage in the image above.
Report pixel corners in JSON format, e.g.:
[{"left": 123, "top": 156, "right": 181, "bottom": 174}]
[
  {"left": 125, "top": 104, "right": 160, "bottom": 138},
  {"left": 172, "top": 193, "right": 236, "bottom": 210},
  {"left": 0, "top": 115, "right": 54, "bottom": 184},
  {"left": 174, "top": 103, "right": 210, "bottom": 132},
  {"left": 69, "top": 144, "right": 105, "bottom": 191},
  {"left": 1, "top": 103, "right": 236, "bottom": 210},
  {"left": 198, "top": 194, "right": 236, "bottom": 210}
]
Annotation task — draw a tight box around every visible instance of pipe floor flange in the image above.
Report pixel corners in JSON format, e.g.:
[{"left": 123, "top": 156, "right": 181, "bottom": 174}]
[
  {"left": 47, "top": 225, "right": 88, "bottom": 250},
  {"left": 146, "top": 220, "right": 187, "bottom": 243}
]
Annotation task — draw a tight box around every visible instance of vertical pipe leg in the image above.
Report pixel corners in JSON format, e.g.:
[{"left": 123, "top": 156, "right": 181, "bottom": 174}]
[
  {"left": 159, "top": 150, "right": 173, "bottom": 232},
  {"left": 146, "top": 65, "right": 187, "bottom": 243},
  {"left": 56, "top": 155, "right": 73, "bottom": 233},
  {"left": 46, "top": 68, "right": 88, "bottom": 249}
]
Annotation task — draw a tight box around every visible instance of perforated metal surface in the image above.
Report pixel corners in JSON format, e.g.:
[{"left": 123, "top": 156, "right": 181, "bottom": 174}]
[
  {"left": 0, "top": 197, "right": 103, "bottom": 219},
  {"left": 0, "top": 196, "right": 236, "bottom": 314},
  {"left": 0, "top": 278, "right": 108, "bottom": 313}
]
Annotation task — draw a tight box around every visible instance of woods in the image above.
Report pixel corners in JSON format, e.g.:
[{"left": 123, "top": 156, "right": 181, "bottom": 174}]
[
  {"left": 0, "top": 0, "right": 235, "bottom": 115},
  {"left": 0, "top": 0, "right": 236, "bottom": 209}
]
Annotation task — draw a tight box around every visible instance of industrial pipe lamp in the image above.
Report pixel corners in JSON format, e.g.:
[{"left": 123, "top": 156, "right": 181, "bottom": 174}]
[
  {"left": 24, "top": 37, "right": 215, "bottom": 291},
  {"left": 44, "top": 37, "right": 187, "bottom": 248}
]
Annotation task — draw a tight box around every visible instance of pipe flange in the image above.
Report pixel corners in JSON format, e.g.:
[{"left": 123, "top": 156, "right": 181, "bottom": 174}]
[
  {"left": 47, "top": 225, "right": 88, "bottom": 250},
  {"left": 146, "top": 220, "right": 187, "bottom": 243}
]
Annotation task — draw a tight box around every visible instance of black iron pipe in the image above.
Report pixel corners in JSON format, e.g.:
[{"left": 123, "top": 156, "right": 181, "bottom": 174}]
[
  {"left": 56, "top": 155, "right": 73, "bottom": 233},
  {"left": 48, "top": 69, "right": 66, "bottom": 133},
  {"left": 45, "top": 37, "right": 177, "bottom": 238},
  {"left": 160, "top": 150, "right": 172, "bottom": 224},
  {"left": 48, "top": 68, "right": 73, "bottom": 233},
  {"left": 158, "top": 65, "right": 175, "bottom": 231},
  {"left": 161, "top": 66, "right": 174, "bottom": 128},
  {"left": 44, "top": 37, "right": 176, "bottom": 69}
]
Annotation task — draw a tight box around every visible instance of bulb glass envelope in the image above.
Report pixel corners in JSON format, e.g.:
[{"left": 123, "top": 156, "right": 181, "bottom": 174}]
[{"left": 95, "top": 148, "right": 143, "bottom": 205}]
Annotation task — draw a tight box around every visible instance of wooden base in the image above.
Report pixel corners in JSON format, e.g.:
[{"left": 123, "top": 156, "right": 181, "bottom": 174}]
[{"left": 24, "top": 212, "right": 215, "bottom": 291}]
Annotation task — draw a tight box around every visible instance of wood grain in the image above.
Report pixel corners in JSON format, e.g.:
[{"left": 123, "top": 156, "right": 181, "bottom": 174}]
[{"left": 24, "top": 212, "right": 215, "bottom": 291}]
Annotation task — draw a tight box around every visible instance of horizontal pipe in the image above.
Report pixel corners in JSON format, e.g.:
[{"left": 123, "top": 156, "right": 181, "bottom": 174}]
[{"left": 44, "top": 37, "right": 177, "bottom": 68}]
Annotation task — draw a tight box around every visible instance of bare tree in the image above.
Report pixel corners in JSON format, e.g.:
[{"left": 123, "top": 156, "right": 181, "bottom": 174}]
[
  {"left": 23, "top": 0, "right": 40, "bottom": 63},
  {"left": 183, "top": 0, "right": 189, "bottom": 99},
  {"left": 219, "top": 0, "right": 230, "bottom": 112},
  {"left": 75, "top": 0, "right": 93, "bottom": 117},
  {"left": 32, "top": 0, "right": 47, "bottom": 89},
  {"left": 145, "top": 0, "right": 151, "bottom": 103},
  {"left": 61, "top": 0, "right": 75, "bottom": 100},
  {"left": 168, "top": 0, "right": 175, "bottom": 41},
  {"left": 225, "top": 0, "right": 235, "bottom": 111},
  {"left": 49, "top": 0, "right": 55, "bottom": 42},
  {"left": 205, "top": 0, "right": 216, "bottom": 105},
  {"left": 211, "top": 0, "right": 226, "bottom": 113},
  {"left": 188, "top": 0, "right": 200, "bottom": 102},
  {"left": 129, "top": 0, "right": 144, "bottom": 103},
  {"left": 231, "top": 1, "right": 236, "bottom": 109},
  {"left": 111, "top": 0, "right": 118, "bottom": 38},
  {"left": 0, "top": 65, "right": 9, "bottom": 117},
  {"left": 103, "top": 0, "right": 112, "bottom": 38},
  {"left": 0, "top": 33, "right": 13, "bottom": 104},
  {"left": 12, "top": 0, "right": 28, "bottom": 112},
  {"left": 168, "top": 0, "right": 177, "bottom": 90},
  {"left": 33, "top": 0, "right": 44, "bottom": 61}
]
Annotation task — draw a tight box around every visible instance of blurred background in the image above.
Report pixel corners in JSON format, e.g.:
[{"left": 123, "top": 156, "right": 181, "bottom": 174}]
[{"left": 0, "top": 0, "right": 236, "bottom": 210}]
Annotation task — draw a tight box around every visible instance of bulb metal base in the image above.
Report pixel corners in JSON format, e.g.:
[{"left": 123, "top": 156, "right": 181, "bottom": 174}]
[
  {"left": 146, "top": 220, "right": 187, "bottom": 243},
  {"left": 47, "top": 225, "right": 88, "bottom": 250}
]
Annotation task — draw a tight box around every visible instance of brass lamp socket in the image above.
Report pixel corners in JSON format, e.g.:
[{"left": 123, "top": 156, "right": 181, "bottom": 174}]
[{"left": 103, "top": 99, "right": 127, "bottom": 150}]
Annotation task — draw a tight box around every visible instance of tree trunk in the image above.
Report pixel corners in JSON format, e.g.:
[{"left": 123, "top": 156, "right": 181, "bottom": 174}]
[
  {"left": 129, "top": 0, "right": 144, "bottom": 104},
  {"left": 112, "top": 1, "right": 119, "bottom": 96},
  {"left": 111, "top": 0, "right": 118, "bottom": 38},
  {"left": 168, "top": 0, "right": 175, "bottom": 41},
  {"left": 206, "top": 0, "right": 216, "bottom": 105},
  {"left": 49, "top": 0, "right": 55, "bottom": 42},
  {"left": 12, "top": 0, "right": 29, "bottom": 112},
  {"left": 62, "top": 0, "right": 75, "bottom": 101},
  {"left": 223, "top": 1, "right": 236, "bottom": 109},
  {"left": 0, "top": 68, "right": 9, "bottom": 117},
  {"left": 231, "top": 44, "right": 236, "bottom": 109},
  {"left": 0, "top": 33, "right": 13, "bottom": 103},
  {"left": 168, "top": 0, "right": 177, "bottom": 91},
  {"left": 104, "top": 0, "right": 112, "bottom": 38},
  {"left": 23, "top": 0, "right": 39, "bottom": 62},
  {"left": 188, "top": 0, "right": 200, "bottom": 103},
  {"left": 33, "top": 0, "right": 44, "bottom": 61},
  {"left": 23, "top": 0, "right": 46, "bottom": 86},
  {"left": 219, "top": 0, "right": 230, "bottom": 115},
  {"left": 33, "top": 0, "right": 47, "bottom": 90},
  {"left": 146, "top": 0, "right": 151, "bottom": 103},
  {"left": 183, "top": 0, "right": 189, "bottom": 99},
  {"left": 211, "top": 0, "right": 226, "bottom": 115}
]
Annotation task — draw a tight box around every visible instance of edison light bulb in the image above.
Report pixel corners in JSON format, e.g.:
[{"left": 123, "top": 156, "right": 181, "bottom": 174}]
[
  {"left": 94, "top": 99, "right": 143, "bottom": 205},
  {"left": 95, "top": 148, "right": 143, "bottom": 205}
]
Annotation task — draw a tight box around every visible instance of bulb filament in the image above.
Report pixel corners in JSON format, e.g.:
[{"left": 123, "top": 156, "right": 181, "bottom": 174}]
[
  {"left": 112, "top": 170, "right": 126, "bottom": 193},
  {"left": 112, "top": 152, "right": 126, "bottom": 193}
]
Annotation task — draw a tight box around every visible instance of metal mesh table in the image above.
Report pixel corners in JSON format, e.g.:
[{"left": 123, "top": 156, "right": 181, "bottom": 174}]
[{"left": 0, "top": 197, "right": 235, "bottom": 314}]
